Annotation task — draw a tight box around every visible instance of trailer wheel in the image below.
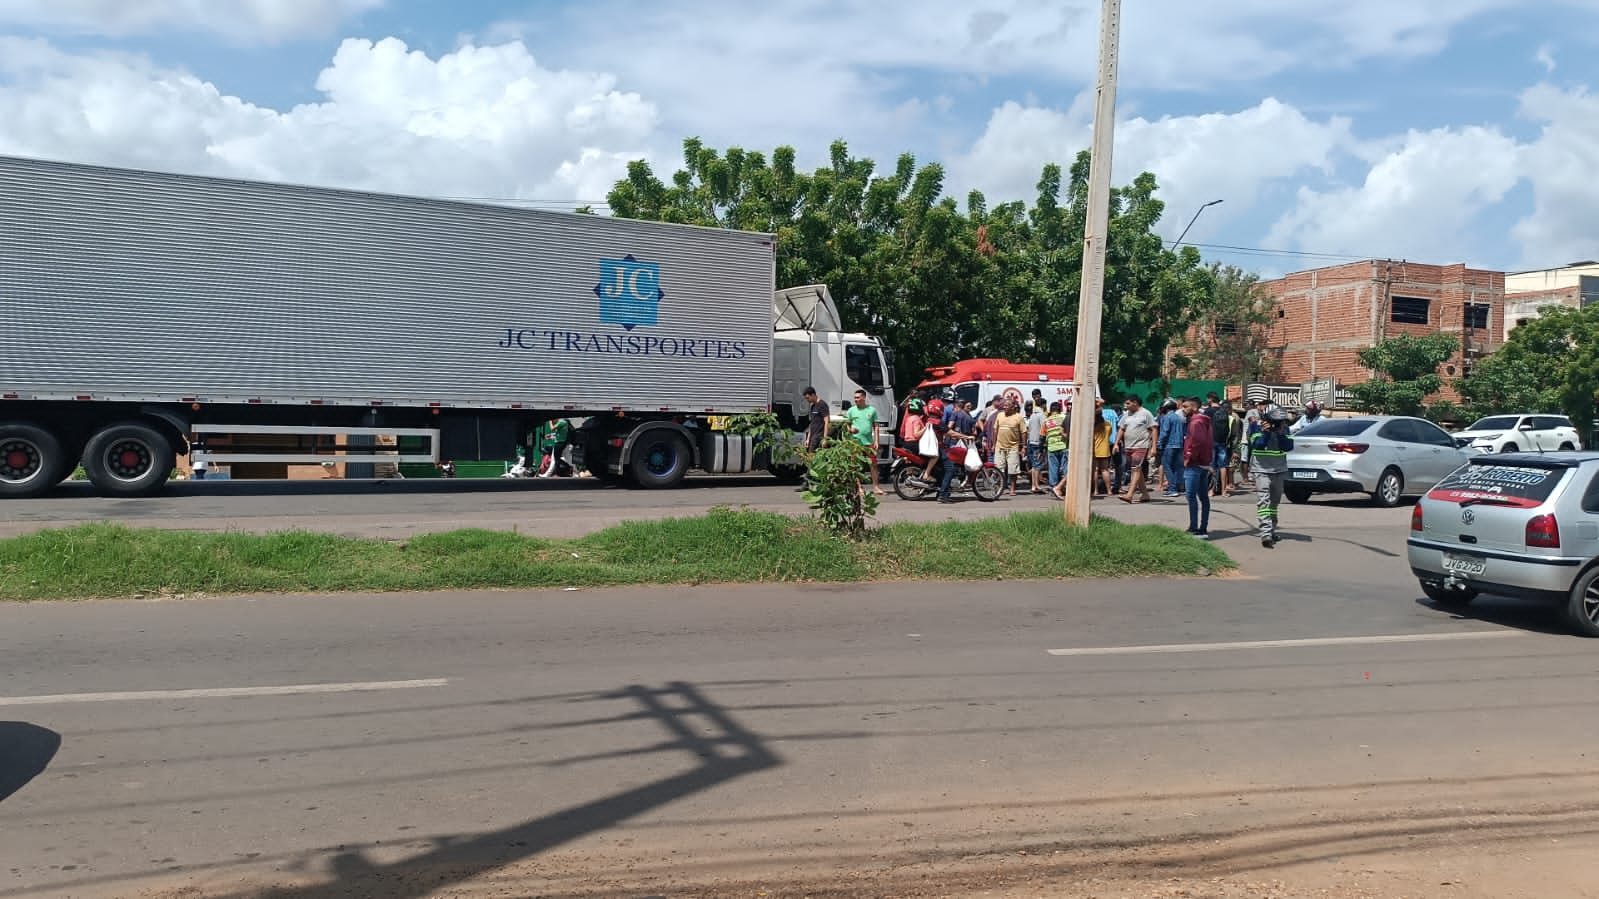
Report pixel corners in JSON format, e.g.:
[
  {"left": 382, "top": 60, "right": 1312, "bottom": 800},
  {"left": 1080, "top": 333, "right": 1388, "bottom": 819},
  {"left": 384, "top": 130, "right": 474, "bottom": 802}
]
[
  {"left": 0, "top": 423, "right": 67, "bottom": 499},
  {"left": 630, "top": 432, "right": 690, "bottom": 489},
  {"left": 83, "top": 422, "right": 174, "bottom": 498}
]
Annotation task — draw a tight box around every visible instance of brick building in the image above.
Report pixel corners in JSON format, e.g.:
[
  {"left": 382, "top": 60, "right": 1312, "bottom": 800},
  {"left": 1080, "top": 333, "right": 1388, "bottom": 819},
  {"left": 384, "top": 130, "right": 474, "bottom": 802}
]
[{"left": 1258, "top": 260, "right": 1506, "bottom": 402}]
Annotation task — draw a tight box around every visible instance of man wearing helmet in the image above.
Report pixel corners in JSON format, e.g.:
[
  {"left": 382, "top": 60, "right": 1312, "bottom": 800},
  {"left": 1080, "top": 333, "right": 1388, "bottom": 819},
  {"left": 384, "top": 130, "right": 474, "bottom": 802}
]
[
  {"left": 1250, "top": 405, "right": 1296, "bottom": 547},
  {"left": 1290, "top": 400, "right": 1323, "bottom": 435}
]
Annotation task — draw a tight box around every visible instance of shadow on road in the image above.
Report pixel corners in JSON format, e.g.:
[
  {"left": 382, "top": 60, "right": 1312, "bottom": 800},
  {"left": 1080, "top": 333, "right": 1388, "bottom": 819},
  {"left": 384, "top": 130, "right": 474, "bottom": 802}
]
[
  {"left": 230, "top": 681, "right": 780, "bottom": 899},
  {"left": 1414, "top": 596, "right": 1586, "bottom": 638},
  {"left": 0, "top": 722, "right": 62, "bottom": 804}
]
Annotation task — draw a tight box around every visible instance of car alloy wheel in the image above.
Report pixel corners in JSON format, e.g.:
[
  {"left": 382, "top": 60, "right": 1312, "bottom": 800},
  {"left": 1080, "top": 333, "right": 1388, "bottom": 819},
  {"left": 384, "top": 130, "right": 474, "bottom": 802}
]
[{"left": 1373, "top": 469, "right": 1404, "bottom": 508}]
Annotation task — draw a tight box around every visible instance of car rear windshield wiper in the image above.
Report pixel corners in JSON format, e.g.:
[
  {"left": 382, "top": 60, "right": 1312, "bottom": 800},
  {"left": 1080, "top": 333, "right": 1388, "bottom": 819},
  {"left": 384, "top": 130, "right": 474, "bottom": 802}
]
[{"left": 1458, "top": 496, "right": 1521, "bottom": 508}]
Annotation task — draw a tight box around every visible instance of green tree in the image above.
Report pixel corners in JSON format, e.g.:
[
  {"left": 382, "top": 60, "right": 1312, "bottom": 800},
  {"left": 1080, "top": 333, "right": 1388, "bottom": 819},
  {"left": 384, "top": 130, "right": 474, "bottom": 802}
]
[
  {"left": 1458, "top": 306, "right": 1599, "bottom": 429},
  {"left": 1454, "top": 357, "right": 1559, "bottom": 418},
  {"left": 606, "top": 139, "right": 1215, "bottom": 396},
  {"left": 1346, "top": 333, "right": 1459, "bottom": 416},
  {"left": 1170, "top": 264, "right": 1278, "bottom": 383}
]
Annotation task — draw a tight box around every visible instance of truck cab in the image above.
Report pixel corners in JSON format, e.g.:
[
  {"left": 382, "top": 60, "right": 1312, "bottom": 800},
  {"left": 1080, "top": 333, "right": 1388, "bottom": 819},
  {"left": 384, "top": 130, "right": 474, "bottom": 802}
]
[{"left": 771, "top": 285, "right": 896, "bottom": 451}]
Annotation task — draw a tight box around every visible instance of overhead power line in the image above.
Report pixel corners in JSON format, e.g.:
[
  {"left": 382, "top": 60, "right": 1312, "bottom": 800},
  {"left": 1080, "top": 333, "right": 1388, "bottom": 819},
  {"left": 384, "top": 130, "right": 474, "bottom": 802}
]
[
  {"left": 1178, "top": 241, "right": 1372, "bottom": 262},
  {"left": 424, "top": 195, "right": 1385, "bottom": 264}
]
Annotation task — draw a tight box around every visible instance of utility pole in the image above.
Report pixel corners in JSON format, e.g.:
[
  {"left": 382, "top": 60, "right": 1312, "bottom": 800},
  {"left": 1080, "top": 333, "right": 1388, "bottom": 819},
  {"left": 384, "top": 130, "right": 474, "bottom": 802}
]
[{"left": 1065, "top": 0, "right": 1122, "bottom": 527}]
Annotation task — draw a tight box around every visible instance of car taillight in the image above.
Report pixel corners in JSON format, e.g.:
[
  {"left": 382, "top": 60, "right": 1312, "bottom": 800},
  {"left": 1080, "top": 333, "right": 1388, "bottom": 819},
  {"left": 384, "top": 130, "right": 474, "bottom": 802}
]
[
  {"left": 1329, "top": 443, "right": 1370, "bottom": 454},
  {"left": 1526, "top": 514, "right": 1561, "bottom": 548},
  {"left": 1411, "top": 505, "right": 1423, "bottom": 532}
]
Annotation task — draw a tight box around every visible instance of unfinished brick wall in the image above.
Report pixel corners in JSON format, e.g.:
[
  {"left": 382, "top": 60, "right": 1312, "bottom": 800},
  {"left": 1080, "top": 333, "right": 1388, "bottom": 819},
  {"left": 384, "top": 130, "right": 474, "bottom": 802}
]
[{"left": 1260, "top": 261, "right": 1506, "bottom": 407}]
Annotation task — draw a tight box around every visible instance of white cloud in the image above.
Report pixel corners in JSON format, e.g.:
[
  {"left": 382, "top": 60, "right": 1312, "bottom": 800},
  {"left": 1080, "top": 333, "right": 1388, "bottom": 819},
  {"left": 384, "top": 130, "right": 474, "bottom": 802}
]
[
  {"left": 2, "top": 2, "right": 1597, "bottom": 273},
  {"left": 0, "top": 0, "right": 381, "bottom": 41},
  {"left": 1512, "top": 84, "right": 1599, "bottom": 267},
  {"left": 1535, "top": 43, "right": 1558, "bottom": 73},
  {"left": 1266, "top": 126, "right": 1523, "bottom": 264},
  {"left": 0, "top": 37, "right": 659, "bottom": 203},
  {"left": 516, "top": 0, "right": 1556, "bottom": 102},
  {"left": 950, "top": 97, "right": 1354, "bottom": 243}
]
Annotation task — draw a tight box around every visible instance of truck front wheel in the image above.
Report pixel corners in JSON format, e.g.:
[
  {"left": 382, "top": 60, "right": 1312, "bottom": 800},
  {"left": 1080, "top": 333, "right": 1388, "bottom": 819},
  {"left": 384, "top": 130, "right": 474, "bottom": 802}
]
[
  {"left": 630, "top": 432, "right": 690, "bottom": 489},
  {"left": 0, "top": 422, "right": 67, "bottom": 499},
  {"left": 83, "top": 422, "right": 174, "bottom": 498}
]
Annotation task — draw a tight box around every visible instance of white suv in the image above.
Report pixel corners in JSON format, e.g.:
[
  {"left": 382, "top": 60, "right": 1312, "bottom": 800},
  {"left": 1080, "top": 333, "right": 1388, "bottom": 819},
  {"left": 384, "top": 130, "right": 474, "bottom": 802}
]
[{"left": 1453, "top": 414, "right": 1584, "bottom": 454}]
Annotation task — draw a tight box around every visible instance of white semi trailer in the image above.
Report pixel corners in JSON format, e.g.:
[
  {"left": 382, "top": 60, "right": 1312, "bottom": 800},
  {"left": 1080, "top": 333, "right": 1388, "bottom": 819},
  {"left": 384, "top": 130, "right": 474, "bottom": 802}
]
[{"left": 0, "top": 156, "right": 895, "bottom": 498}]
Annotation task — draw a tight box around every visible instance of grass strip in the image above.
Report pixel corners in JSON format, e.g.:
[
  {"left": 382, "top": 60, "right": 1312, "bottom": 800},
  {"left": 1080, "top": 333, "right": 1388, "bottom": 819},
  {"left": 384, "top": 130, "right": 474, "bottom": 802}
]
[{"left": 0, "top": 509, "right": 1233, "bottom": 601}]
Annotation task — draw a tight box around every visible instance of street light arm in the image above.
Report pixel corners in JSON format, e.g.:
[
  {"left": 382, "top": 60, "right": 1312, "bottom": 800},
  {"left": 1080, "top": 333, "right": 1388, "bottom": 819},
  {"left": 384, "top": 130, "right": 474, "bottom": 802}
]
[{"left": 1171, "top": 199, "right": 1223, "bottom": 250}]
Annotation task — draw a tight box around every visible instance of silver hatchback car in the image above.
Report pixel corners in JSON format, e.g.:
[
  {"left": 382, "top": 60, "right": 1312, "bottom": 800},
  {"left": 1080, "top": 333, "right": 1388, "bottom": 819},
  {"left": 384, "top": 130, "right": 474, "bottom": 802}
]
[
  {"left": 1285, "top": 416, "right": 1473, "bottom": 507},
  {"left": 1407, "top": 452, "right": 1599, "bottom": 636}
]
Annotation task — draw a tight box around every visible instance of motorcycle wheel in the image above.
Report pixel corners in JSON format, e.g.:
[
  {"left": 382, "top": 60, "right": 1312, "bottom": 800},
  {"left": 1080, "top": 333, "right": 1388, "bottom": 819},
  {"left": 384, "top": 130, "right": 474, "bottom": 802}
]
[
  {"left": 972, "top": 466, "right": 1004, "bottom": 502},
  {"left": 893, "top": 465, "right": 933, "bottom": 501}
]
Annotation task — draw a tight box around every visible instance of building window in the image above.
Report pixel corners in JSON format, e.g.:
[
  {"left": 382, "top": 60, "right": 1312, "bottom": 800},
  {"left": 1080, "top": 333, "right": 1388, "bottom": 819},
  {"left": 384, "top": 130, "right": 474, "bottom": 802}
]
[
  {"left": 1390, "top": 296, "right": 1429, "bottom": 325},
  {"left": 1463, "top": 303, "right": 1489, "bottom": 329},
  {"left": 1215, "top": 320, "right": 1239, "bottom": 337}
]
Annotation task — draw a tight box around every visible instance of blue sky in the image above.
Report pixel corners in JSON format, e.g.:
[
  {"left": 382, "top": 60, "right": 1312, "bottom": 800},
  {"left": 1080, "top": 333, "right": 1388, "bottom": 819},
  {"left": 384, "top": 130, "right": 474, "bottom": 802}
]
[{"left": 2, "top": 0, "right": 1597, "bottom": 276}]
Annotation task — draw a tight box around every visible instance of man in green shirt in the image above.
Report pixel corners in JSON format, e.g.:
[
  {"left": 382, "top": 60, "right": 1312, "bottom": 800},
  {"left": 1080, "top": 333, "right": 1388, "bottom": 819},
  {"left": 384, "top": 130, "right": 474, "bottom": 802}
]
[
  {"left": 844, "top": 389, "right": 885, "bottom": 495},
  {"left": 538, "top": 418, "right": 572, "bottom": 478}
]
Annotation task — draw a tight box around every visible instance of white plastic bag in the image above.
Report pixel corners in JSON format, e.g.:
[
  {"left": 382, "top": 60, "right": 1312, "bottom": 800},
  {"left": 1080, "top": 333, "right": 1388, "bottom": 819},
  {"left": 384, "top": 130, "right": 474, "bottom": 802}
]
[
  {"left": 918, "top": 427, "right": 940, "bottom": 457},
  {"left": 963, "top": 440, "right": 982, "bottom": 472}
]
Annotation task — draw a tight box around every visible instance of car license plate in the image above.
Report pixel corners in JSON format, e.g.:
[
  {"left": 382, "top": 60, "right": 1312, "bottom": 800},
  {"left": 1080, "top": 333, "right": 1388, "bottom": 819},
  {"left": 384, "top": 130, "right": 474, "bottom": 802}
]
[
  {"left": 1291, "top": 471, "right": 1319, "bottom": 480},
  {"left": 1443, "top": 554, "right": 1486, "bottom": 576}
]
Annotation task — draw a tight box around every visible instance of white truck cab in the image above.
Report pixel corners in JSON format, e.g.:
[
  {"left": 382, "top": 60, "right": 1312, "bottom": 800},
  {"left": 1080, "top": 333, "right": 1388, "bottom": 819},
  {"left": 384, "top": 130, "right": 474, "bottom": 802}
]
[{"left": 772, "top": 285, "right": 896, "bottom": 453}]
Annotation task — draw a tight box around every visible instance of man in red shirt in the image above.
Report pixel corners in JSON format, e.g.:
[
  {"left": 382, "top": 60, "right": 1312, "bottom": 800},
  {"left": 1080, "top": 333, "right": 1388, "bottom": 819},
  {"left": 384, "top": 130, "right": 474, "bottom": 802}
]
[{"left": 1181, "top": 396, "right": 1214, "bottom": 538}]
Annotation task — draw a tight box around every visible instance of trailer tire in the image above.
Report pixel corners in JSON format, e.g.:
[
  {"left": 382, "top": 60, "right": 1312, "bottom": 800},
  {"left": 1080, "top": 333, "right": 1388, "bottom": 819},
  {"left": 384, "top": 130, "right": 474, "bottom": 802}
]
[
  {"left": 0, "top": 423, "right": 67, "bottom": 499},
  {"left": 82, "top": 422, "right": 174, "bottom": 498},
  {"left": 630, "top": 432, "right": 690, "bottom": 489}
]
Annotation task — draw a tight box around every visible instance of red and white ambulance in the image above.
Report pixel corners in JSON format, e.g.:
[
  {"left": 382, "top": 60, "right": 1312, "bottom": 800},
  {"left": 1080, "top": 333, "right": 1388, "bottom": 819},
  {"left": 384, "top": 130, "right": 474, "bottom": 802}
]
[{"left": 915, "top": 358, "right": 1095, "bottom": 410}]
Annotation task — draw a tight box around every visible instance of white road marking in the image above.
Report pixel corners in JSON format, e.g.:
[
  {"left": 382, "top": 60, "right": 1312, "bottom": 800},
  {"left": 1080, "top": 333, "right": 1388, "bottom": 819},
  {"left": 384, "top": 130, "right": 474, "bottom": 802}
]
[
  {"left": 1046, "top": 631, "right": 1522, "bottom": 657},
  {"left": 0, "top": 678, "right": 449, "bottom": 707}
]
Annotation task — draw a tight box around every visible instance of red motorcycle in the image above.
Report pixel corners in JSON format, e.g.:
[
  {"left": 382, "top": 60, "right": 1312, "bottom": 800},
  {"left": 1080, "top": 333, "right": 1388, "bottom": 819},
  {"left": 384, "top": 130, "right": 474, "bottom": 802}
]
[{"left": 889, "top": 444, "right": 1004, "bottom": 502}]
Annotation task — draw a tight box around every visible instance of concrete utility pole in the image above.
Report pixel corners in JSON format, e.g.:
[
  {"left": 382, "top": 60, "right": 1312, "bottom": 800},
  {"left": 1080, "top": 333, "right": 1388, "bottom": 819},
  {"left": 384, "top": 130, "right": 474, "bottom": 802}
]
[{"left": 1064, "top": 0, "right": 1122, "bottom": 527}]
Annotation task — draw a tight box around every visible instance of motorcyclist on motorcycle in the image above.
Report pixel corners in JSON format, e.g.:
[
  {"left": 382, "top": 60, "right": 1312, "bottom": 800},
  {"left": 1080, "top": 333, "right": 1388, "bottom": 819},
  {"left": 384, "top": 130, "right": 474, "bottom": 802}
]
[{"left": 917, "top": 399, "right": 946, "bottom": 483}]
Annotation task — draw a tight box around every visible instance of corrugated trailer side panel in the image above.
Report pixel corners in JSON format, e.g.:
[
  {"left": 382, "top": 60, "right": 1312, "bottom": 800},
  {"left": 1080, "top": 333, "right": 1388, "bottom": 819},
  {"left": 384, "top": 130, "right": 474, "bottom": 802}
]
[{"left": 0, "top": 156, "right": 775, "bottom": 413}]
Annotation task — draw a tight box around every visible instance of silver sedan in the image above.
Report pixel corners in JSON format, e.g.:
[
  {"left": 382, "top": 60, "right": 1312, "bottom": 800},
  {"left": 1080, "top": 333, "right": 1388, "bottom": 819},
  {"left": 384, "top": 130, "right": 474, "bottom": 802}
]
[
  {"left": 1285, "top": 416, "right": 1473, "bottom": 508},
  {"left": 1407, "top": 452, "right": 1599, "bottom": 636}
]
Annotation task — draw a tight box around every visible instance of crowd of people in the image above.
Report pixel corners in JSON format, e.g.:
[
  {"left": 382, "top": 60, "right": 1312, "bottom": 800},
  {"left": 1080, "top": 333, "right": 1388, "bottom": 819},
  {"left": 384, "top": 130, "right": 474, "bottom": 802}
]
[{"left": 895, "top": 389, "right": 1309, "bottom": 546}]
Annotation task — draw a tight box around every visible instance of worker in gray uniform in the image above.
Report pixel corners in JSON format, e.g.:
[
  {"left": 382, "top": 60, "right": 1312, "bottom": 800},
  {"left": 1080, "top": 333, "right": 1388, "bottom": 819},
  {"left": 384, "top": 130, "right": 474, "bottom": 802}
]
[{"left": 1249, "top": 406, "right": 1295, "bottom": 547}]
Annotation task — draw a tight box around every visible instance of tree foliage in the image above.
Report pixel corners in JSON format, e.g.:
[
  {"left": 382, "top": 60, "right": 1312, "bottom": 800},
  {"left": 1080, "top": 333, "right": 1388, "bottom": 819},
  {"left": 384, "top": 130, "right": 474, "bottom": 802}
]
[
  {"left": 1171, "top": 264, "right": 1278, "bottom": 383},
  {"left": 1457, "top": 306, "right": 1599, "bottom": 429},
  {"left": 607, "top": 138, "right": 1216, "bottom": 395},
  {"left": 1346, "top": 333, "right": 1458, "bottom": 416}
]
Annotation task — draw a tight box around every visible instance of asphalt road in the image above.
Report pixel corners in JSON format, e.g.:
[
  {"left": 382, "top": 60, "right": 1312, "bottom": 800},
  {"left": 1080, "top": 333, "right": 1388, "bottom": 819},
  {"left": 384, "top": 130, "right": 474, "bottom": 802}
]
[
  {"left": 0, "top": 473, "right": 1431, "bottom": 546},
  {"left": 6, "top": 532, "right": 1599, "bottom": 897},
  {"left": 0, "top": 476, "right": 825, "bottom": 539}
]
